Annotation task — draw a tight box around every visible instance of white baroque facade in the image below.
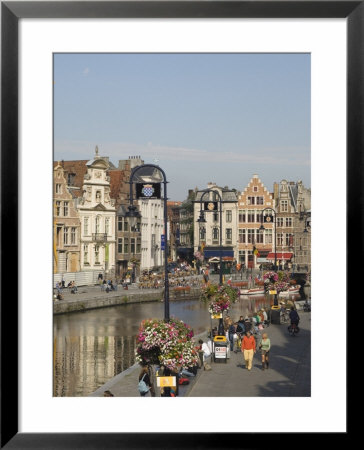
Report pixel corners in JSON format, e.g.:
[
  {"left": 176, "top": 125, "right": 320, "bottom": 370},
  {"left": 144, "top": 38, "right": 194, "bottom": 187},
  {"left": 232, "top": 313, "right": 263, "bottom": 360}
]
[
  {"left": 193, "top": 182, "right": 239, "bottom": 262},
  {"left": 77, "top": 148, "right": 116, "bottom": 273}
]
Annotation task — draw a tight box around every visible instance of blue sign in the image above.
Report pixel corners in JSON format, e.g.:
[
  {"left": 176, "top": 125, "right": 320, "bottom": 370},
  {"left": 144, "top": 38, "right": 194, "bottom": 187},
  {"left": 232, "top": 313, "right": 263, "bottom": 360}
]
[{"left": 161, "top": 234, "right": 165, "bottom": 250}]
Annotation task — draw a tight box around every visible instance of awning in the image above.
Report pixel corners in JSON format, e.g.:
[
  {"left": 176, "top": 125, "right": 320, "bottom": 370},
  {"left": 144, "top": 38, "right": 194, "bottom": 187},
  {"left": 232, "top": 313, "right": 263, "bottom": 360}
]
[
  {"left": 208, "top": 256, "right": 234, "bottom": 262},
  {"left": 267, "top": 252, "right": 293, "bottom": 260},
  {"left": 204, "top": 249, "right": 234, "bottom": 258}
]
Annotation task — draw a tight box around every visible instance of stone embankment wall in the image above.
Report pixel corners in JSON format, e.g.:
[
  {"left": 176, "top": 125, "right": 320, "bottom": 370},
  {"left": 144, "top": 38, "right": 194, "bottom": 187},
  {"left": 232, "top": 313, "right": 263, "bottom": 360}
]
[{"left": 53, "top": 288, "right": 202, "bottom": 315}]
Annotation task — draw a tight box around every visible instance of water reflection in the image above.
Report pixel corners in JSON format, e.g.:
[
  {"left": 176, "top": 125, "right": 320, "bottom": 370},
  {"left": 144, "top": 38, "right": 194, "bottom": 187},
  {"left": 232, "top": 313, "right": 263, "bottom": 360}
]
[{"left": 53, "top": 295, "right": 300, "bottom": 397}]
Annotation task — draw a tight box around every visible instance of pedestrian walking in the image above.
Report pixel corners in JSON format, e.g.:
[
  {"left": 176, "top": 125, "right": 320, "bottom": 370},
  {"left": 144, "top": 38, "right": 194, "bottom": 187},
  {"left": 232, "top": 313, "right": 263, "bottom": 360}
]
[
  {"left": 259, "top": 333, "right": 271, "bottom": 370},
  {"left": 241, "top": 330, "right": 256, "bottom": 371},
  {"left": 138, "top": 366, "right": 152, "bottom": 397},
  {"left": 228, "top": 321, "right": 236, "bottom": 352},
  {"left": 235, "top": 316, "right": 246, "bottom": 352}
]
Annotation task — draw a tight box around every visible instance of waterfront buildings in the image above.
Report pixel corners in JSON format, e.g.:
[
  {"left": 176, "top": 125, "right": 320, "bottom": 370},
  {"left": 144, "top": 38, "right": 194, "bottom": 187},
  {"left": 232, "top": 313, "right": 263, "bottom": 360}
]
[
  {"left": 193, "top": 182, "right": 239, "bottom": 273},
  {"left": 237, "top": 174, "right": 274, "bottom": 269},
  {"left": 53, "top": 162, "right": 81, "bottom": 273},
  {"left": 76, "top": 147, "right": 116, "bottom": 273},
  {"left": 53, "top": 153, "right": 311, "bottom": 281}
]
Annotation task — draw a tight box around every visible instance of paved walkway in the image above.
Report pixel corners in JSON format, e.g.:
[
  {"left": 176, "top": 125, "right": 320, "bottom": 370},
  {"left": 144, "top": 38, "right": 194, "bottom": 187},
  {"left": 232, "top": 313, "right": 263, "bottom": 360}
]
[
  {"left": 90, "top": 303, "right": 310, "bottom": 397},
  {"left": 189, "top": 306, "right": 311, "bottom": 397}
]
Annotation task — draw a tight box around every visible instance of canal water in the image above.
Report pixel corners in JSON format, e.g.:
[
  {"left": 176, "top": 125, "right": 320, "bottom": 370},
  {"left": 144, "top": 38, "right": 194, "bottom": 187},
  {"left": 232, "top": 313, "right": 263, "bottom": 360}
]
[{"left": 53, "top": 295, "right": 294, "bottom": 397}]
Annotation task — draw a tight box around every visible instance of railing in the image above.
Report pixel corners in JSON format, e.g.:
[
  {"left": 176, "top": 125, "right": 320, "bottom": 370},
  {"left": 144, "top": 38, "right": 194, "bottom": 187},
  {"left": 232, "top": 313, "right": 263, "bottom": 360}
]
[{"left": 92, "top": 233, "right": 107, "bottom": 242}]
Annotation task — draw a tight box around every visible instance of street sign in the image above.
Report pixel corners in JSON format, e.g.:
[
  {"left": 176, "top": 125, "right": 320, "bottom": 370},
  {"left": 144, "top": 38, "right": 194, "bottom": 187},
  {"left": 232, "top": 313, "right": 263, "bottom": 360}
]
[
  {"left": 211, "top": 313, "right": 222, "bottom": 319},
  {"left": 136, "top": 182, "right": 161, "bottom": 199},
  {"left": 269, "top": 290, "right": 277, "bottom": 295},
  {"left": 214, "top": 346, "right": 227, "bottom": 358},
  {"left": 161, "top": 234, "right": 165, "bottom": 250},
  {"left": 204, "top": 201, "right": 218, "bottom": 211}
]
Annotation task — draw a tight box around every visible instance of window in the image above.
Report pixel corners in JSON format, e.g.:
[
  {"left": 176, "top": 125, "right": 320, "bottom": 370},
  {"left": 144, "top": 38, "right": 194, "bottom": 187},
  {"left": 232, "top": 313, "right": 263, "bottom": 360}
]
[
  {"left": 256, "top": 196, "right": 264, "bottom": 205},
  {"left": 247, "top": 210, "right": 255, "bottom": 223},
  {"left": 84, "top": 217, "right": 89, "bottom": 235},
  {"left": 105, "top": 217, "right": 110, "bottom": 235},
  {"left": 118, "top": 217, "right": 123, "bottom": 231},
  {"left": 213, "top": 212, "right": 218, "bottom": 222},
  {"left": 199, "top": 227, "right": 206, "bottom": 241},
  {"left": 95, "top": 216, "right": 100, "bottom": 233},
  {"left": 212, "top": 227, "right": 219, "bottom": 243},
  {"left": 256, "top": 230, "right": 263, "bottom": 243},
  {"left": 63, "top": 227, "right": 69, "bottom": 245},
  {"left": 63, "top": 202, "right": 69, "bottom": 217},
  {"left": 55, "top": 184, "right": 61, "bottom": 194},
  {"left": 265, "top": 229, "right": 272, "bottom": 244},
  {"left": 95, "top": 245, "right": 100, "bottom": 263},
  {"left": 55, "top": 201, "right": 61, "bottom": 216},
  {"left": 83, "top": 244, "right": 88, "bottom": 263},
  {"left": 247, "top": 196, "right": 255, "bottom": 205},
  {"left": 124, "top": 238, "right": 129, "bottom": 254},
  {"left": 67, "top": 173, "right": 76, "bottom": 186},
  {"left": 226, "top": 228, "right": 232, "bottom": 243},
  {"left": 226, "top": 210, "right": 232, "bottom": 223},
  {"left": 71, "top": 227, "right": 76, "bottom": 244},
  {"left": 277, "top": 233, "right": 283, "bottom": 246},
  {"left": 137, "top": 238, "right": 141, "bottom": 254},
  {"left": 256, "top": 212, "right": 263, "bottom": 224},
  {"left": 238, "top": 229, "right": 246, "bottom": 243},
  {"left": 285, "top": 217, "right": 292, "bottom": 227},
  {"left": 248, "top": 229, "right": 255, "bottom": 244},
  {"left": 239, "top": 210, "right": 246, "bottom": 222},
  {"left": 281, "top": 200, "right": 288, "bottom": 212},
  {"left": 277, "top": 217, "right": 284, "bottom": 227},
  {"left": 253, "top": 186, "right": 258, "bottom": 192},
  {"left": 118, "top": 238, "right": 123, "bottom": 253},
  {"left": 131, "top": 238, "right": 136, "bottom": 254},
  {"left": 96, "top": 190, "right": 101, "bottom": 202},
  {"left": 124, "top": 219, "right": 129, "bottom": 232}
]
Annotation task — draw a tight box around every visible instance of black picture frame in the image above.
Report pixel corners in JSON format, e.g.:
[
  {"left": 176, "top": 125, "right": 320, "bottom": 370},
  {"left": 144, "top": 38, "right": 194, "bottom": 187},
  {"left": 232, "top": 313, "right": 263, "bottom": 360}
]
[{"left": 1, "top": 1, "right": 356, "bottom": 447}]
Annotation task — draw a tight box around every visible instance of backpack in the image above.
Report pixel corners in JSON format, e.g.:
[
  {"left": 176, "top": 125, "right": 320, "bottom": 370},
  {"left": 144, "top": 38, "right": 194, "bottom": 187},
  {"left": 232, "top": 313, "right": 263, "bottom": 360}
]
[{"left": 138, "top": 374, "right": 149, "bottom": 394}]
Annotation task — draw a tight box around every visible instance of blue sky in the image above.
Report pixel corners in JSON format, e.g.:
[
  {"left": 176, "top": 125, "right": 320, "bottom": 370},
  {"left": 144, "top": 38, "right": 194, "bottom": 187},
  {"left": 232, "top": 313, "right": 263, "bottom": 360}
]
[{"left": 54, "top": 53, "right": 310, "bottom": 200}]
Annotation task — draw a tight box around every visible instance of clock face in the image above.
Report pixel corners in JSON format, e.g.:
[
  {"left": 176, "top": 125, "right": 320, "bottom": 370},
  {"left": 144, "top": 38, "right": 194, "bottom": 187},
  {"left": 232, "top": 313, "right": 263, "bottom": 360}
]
[
  {"left": 265, "top": 216, "right": 272, "bottom": 222},
  {"left": 207, "top": 202, "right": 215, "bottom": 211}
]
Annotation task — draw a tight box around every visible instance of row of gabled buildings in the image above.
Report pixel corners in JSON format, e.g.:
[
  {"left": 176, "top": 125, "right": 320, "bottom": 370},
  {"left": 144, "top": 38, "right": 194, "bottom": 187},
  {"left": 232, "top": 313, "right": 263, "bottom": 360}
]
[
  {"left": 170, "top": 176, "right": 311, "bottom": 274},
  {"left": 54, "top": 148, "right": 311, "bottom": 282}
]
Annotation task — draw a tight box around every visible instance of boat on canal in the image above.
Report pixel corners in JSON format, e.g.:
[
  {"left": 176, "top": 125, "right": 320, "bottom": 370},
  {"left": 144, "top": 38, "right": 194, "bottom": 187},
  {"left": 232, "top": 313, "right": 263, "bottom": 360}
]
[
  {"left": 239, "top": 287, "right": 265, "bottom": 296},
  {"left": 278, "top": 285, "right": 301, "bottom": 297}
]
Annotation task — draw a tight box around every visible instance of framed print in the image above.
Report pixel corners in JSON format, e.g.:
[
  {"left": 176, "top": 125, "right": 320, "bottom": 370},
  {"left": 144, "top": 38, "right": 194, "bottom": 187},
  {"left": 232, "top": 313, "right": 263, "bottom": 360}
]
[{"left": 1, "top": 0, "right": 358, "bottom": 447}]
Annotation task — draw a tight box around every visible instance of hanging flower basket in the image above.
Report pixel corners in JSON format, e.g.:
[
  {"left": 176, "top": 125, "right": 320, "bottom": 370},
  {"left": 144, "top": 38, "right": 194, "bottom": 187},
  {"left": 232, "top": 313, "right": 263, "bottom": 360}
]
[
  {"left": 200, "top": 283, "right": 238, "bottom": 315},
  {"left": 135, "top": 318, "right": 198, "bottom": 371}
]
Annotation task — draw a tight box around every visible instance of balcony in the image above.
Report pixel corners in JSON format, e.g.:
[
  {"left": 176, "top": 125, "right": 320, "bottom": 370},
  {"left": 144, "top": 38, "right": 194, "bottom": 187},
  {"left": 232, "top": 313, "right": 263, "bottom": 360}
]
[{"left": 92, "top": 233, "right": 108, "bottom": 242}]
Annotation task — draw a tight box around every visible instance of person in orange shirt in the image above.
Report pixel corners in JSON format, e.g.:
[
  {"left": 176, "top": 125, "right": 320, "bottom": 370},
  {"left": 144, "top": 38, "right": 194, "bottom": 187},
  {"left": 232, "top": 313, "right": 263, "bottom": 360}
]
[{"left": 241, "top": 330, "right": 256, "bottom": 371}]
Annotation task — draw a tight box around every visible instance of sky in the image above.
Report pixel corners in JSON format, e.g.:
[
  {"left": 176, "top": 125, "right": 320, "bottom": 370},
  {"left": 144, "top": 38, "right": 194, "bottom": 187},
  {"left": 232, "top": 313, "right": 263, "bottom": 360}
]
[{"left": 53, "top": 53, "right": 310, "bottom": 201}]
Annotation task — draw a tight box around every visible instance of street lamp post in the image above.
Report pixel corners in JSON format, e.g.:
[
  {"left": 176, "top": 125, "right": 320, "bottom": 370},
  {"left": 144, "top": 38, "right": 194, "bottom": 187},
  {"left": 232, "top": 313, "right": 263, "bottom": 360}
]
[
  {"left": 197, "top": 189, "right": 223, "bottom": 285},
  {"left": 126, "top": 164, "right": 170, "bottom": 321},
  {"left": 259, "top": 207, "right": 278, "bottom": 307}
]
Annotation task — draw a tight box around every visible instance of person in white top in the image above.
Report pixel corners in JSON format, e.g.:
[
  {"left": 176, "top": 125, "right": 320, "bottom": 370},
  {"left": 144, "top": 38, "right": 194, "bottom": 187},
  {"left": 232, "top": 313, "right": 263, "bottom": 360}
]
[{"left": 199, "top": 339, "right": 211, "bottom": 361}]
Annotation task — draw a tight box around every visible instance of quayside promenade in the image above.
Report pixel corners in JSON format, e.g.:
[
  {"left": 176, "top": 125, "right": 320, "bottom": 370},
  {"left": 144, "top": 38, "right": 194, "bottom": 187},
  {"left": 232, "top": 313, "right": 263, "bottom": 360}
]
[{"left": 90, "top": 301, "right": 310, "bottom": 398}]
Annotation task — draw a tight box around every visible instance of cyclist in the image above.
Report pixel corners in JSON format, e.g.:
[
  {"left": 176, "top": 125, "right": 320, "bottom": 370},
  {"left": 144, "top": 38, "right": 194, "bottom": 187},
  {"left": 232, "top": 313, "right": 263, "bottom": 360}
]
[{"left": 289, "top": 307, "right": 300, "bottom": 328}]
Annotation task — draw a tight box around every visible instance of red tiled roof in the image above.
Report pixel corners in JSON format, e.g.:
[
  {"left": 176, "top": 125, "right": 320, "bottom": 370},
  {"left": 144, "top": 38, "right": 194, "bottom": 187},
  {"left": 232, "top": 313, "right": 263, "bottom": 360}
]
[{"left": 53, "top": 160, "right": 88, "bottom": 197}]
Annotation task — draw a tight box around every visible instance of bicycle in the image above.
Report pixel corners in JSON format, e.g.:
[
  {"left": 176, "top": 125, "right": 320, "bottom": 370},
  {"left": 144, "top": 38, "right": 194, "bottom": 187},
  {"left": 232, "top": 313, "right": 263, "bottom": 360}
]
[{"left": 288, "top": 323, "right": 300, "bottom": 336}]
